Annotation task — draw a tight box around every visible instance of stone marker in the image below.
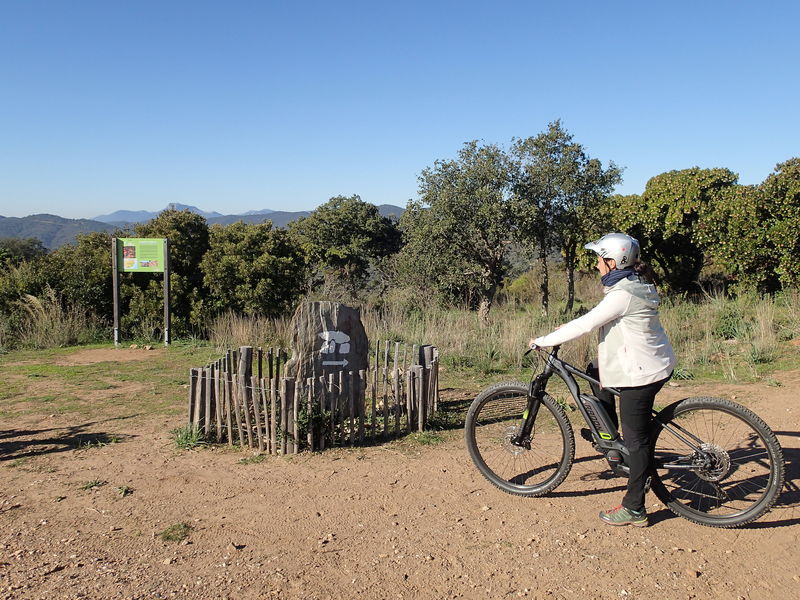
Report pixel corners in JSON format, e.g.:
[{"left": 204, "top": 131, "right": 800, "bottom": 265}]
[{"left": 284, "top": 302, "right": 369, "bottom": 412}]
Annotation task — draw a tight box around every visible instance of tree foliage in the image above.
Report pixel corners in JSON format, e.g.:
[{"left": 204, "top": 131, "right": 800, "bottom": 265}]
[
  {"left": 0, "top": 237, "right": 47, "bottom": 267},
  {"left": 614, "top": 167, "right": 738, "bottom": 292},
  {"left": 41, "top": 231, "right": 115, "bottom": 319},
  {"left": 399, "top": 141, "right": 514, "bottom": 319},
  {"left": 513, "top": 121, "right": 621, "bottom": 312},
  {"left": 132, "top": 209, "right": 211, "bottom": 333},
  {"left": 762, "top": 158, "right": 800, "bottom": 288},
  {"left": 694, "top": 185, "right": 778, "bottom": 292},
  {"left": 201, "top": 221, "right": 307, "bottom": 318},
  {"left": 289, "top": 195, "right": 401, "bottom": 299}
]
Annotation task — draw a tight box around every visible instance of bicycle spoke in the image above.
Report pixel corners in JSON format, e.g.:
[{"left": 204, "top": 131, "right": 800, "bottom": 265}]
[
  {"left": 467, "top": 384, "right": 573, "bottom": 496},
  {"left": 651, "top": 398, "right": 783, "bottom": 527}
]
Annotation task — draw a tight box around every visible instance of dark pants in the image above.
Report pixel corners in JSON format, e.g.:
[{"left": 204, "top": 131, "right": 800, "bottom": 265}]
[{"left": 588, "top": 365, "right": 670, "bottom": 512}]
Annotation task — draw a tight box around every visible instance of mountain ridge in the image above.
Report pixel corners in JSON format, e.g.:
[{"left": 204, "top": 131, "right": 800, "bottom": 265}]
[{"left": 0, "top": 203, "right": 406, "bottom": 249}]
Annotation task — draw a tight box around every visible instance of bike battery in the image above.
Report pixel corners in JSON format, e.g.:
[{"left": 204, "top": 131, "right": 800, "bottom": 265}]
[{"left": 579, "top": 394, "right": 619, "bottom": 441}]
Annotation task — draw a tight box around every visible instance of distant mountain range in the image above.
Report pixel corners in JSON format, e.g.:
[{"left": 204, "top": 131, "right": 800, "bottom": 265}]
[{"left": 0, "top": 203, "right": 406, "bottom": 249}]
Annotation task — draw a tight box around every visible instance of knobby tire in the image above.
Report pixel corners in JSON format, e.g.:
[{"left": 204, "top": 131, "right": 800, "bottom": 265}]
[
  {"left": 465, "top": 381, "right": 575, "bottom": 497},
  {"left": 650, "top": 396, "right": 784, "bottom": 528}
]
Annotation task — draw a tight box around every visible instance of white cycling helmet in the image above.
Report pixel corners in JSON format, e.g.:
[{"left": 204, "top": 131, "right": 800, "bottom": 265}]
[{"left": 584, "top": 233, "right": 640, "bottom": 269}]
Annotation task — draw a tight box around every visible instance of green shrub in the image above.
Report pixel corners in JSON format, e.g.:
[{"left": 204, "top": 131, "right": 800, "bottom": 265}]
[
  {"left": 171, "top": 426, "right": 206, "bottom": 450},
  {"left": 159, "top": 522, "right": 192, "bottom": 542}
]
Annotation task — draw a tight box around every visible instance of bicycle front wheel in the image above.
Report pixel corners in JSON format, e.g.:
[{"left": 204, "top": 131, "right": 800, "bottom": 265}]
[
  {"left": 465, "top": 381, "right": 575, "bottom": 497},
  {"left": 651, "top": 396, "right": 784, "bottom": 528}
]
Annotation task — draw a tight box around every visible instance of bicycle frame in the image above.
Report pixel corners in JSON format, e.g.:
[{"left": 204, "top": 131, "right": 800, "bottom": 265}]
[{"left": 516, "top": 346, "right": 709, "bottom": 470}]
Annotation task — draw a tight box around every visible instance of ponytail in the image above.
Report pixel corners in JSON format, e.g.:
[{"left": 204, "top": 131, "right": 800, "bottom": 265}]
[{"left": 633, "top": 260, "right": 656, "bottom": 285}]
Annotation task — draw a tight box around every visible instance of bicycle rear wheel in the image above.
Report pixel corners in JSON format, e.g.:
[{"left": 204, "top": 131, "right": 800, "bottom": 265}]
[
  {"left": 465, "top": 381, "right": 575, "bottom": 497},
  {"left": 650, "top": 396, "right": 784, "bottom": 528}
]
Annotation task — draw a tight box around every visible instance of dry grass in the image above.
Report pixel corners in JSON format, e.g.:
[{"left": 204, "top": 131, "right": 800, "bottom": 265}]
[
  {"left": 206, "top": 279, "right": 797, "bottom": 383},
  {"left": 206, "top": 311, "right": 292, "bottom": 351},
  {"left": 15, "top": 289, "right": 102, "bottom": 349}
]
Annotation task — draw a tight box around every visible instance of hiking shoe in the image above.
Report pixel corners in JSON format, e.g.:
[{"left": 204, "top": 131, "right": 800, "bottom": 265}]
[{"left": 599, "top": 505, "right": 648, "bottom": 527}]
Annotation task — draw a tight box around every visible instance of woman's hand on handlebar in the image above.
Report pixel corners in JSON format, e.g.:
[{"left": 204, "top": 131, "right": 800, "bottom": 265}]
[{"left": 527, "top": 338, "right": 540, "bottom": 351}]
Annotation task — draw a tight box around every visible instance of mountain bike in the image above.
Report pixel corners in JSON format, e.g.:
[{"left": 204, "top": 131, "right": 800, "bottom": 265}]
[{"left": 464, "top": 346, "right": 785, "bottom": 528}]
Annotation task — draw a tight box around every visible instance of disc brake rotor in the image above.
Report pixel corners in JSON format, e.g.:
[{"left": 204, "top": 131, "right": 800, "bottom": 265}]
[
  {"left": 695, "top": 443, "right": 732, "bottom": 482},
  {"left": 502, "top": 425, "right": 530, "bottom": 456}
]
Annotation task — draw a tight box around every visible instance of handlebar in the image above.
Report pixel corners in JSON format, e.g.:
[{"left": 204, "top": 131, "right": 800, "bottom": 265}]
[{"left": 524, "top": 344, "right": 561, "bottom": 357}]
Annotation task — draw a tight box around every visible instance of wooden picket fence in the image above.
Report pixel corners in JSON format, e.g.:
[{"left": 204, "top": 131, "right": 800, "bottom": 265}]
[{"left": 187, "top": 341, "right": 440, "bottom": 454}]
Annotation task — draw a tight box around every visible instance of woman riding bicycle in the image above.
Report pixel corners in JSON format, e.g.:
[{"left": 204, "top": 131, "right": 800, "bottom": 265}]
[{"left": 529, "top": 233, "right": 676, "bottom": 527}]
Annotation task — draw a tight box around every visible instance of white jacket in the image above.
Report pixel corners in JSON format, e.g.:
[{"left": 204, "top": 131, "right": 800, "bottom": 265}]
[{"left": 533, "top": 277, "right": 676, "bottom": 388}]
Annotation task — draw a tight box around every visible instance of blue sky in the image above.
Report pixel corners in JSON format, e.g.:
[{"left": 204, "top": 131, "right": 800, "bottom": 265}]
[{"left": 1, "top": 0, "right": 798, "bottom": 219}]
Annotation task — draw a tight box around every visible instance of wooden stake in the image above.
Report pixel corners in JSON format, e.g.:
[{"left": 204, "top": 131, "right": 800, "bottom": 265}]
[
  {"left": 328, "top": 373, "right": 336, "bottom": 446},
  {"left": 358, "top": 369, "right": 366, "bottom": 444},
  {"left": 224, "top": 367, "right": 234, "bottom": 446},
  {"left": 292, "top": 378, "right": 299, "bottom": 454},
  {"left": 238, "top": 347, "right": 254, "bottom": 448},
  {"left": 406, "top": 365, "right": 413, "bottom": 434},
  {"left": 348, "top": 371, "right": 356, "bottom": 447},
  {"left": 214, "top": 362, "right": 223, "bottom": 441},
  {"left": 339, "top": 371, "right": 346, "bottom": 446},
  {"left": 251, "top": 376, "right": 264, "bottom": 452},
  {"left": 231, "top": 371, "right": 244, "bottom": 446},
  {"left": 382, "top": 340, "right": 390, "bottom": 437},
  {"left": 188, "top": 369, "right": 198, "bottom": 427},
  {"left": 260, "top": 378, "right": 270, "bottom": 454},
  {"left": 318, "top": 375, "right": 327, "bottom": 451},
  {"left": 416, "top": 365, "right": 425, "bottom": 431},
  {"left": 270, "top": 378, "right": 277, "bottom": 455},
  {"left": 307, "top": 377, "right": 314, "bottom": 451},
  {"left": 204, "top": 367, "right": 212, "bottom": 437},
  {"left": 393, "top": 342, "right": 401, "bottom": 436},
  {"left": 371, "top": 341, "right": 378, "bottom": 440},
  {"left": 268, "top": 348, "right": 274, "bottom": 381}
]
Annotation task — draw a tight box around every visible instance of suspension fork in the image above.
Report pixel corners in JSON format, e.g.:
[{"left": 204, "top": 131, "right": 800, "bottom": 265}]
[{"left": 513, "top": 365, "right": 554, "bottom": 445}]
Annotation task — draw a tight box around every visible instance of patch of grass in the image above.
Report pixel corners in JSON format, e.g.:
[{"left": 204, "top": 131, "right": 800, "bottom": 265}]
[
  {"left": 0, "top": 379, "right": 23, "bottom": 401},
  {"left": 554, "top": 395, "right": 576, "bottom": 412},
  {"left": 7, "top": 457, "right": 29, "bottom": 468},
  {"left": 171, "top": 425, "right": 206, "bottom": 450},
  {"left": 79, "top": 479, "right": 107, "bottom": 490},
  {"left": 426, "top": 409, "right": 465, "bottom": 430},
  {"left": 116, "top": 485, "right": 133, "bottom": 497},
  {"left": 159, "top": 522, "right": 192, "bottom": 542},
  {"left": 673, "top": 367, "right": 694, "bottom": 380},
  {"left": 237, "top": 453, "right": 267, "bottom": 465},
  {"left": 406, "top": 431, "right": 444, "bottom": 446},
  {"left": 76, "top": 435, "right": 121, "bottom": 450}
]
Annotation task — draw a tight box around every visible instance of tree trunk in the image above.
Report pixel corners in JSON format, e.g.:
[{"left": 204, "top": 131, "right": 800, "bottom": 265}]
[
  {"left": 564, "top": 247, "right": 576, "bottom": 314},
  {"left": 478, "top": 280, "right": 498, "bottom": 326},
  {"left": 478, "top": 297, "right": 491, "bottom": 326},
  {"left": 538, "top": 246, "right": 549, "bottom": 316},
  {"left": 564, "top": 268, "right": 575, "bottom": 314}
]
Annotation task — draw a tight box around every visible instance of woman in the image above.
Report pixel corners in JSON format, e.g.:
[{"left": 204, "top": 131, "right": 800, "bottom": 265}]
[{"left": 529, "top": 233, "right": 676, "bottom": 527}]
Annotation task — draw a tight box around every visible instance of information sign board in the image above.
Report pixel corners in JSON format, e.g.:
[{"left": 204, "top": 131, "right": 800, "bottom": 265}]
[{"left": 118, "top": 238, "right": 166, "bottom": 272}]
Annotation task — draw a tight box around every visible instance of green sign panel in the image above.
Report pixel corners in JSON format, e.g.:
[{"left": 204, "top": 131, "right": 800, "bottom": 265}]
[{"left": 118, "top": 238, "right": 166, "bottom": 272}]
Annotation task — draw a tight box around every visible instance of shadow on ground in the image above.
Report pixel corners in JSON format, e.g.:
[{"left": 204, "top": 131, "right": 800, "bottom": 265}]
[{"left": 0, "top": 415, "right": 141, "bottom": 462}]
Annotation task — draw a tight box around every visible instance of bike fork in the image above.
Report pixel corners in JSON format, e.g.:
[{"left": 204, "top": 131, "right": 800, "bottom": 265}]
[{"left": 512, "top": 374, "right": 549, "bottom": 447}]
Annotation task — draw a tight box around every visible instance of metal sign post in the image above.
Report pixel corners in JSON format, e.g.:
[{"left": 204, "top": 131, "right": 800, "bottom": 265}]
[
  {"left": 112, "top": 237, "right": 170, "bottom": 346},
  {"left": 163, "top": 238, "right": 171, "bottom": 345},
  {"left": 112, "top": 238, "right": 121, "bottom": 347}
]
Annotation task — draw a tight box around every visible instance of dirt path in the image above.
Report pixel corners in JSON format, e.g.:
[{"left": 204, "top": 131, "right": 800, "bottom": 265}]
[{"left": 1, "top": 352, "right": 798, "bottom": 600}]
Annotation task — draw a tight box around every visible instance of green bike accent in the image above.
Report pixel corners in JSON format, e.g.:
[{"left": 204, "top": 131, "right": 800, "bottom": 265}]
[
  {"left": 599, "top": 432, "right": 613, "bottom": 440},
  {"left": 523, "top": 408, "right": 529, "bottom": 419}
]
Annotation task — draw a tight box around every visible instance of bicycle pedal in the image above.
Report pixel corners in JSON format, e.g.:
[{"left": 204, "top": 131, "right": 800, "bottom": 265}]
[{"left": 580, "top": 428, "right": 594, "bottom": 443}]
